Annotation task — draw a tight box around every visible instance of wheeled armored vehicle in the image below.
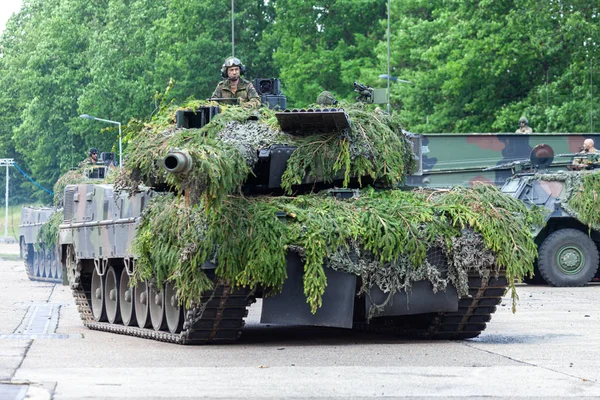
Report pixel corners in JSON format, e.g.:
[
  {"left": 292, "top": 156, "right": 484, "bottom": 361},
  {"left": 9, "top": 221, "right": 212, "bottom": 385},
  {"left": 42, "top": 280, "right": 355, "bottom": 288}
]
[
  {"left": 501, "top": 144, "right": 600, "bottom": 286},
  {"left": 56, "top": 98, "right": 539, "bottom": 344}
]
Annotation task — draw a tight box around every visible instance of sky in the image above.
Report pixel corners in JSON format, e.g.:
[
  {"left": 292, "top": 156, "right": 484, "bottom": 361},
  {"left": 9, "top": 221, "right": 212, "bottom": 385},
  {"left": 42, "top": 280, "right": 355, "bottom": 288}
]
[{"left": 0, "top": 0, "right": 23, "bottom": 35}]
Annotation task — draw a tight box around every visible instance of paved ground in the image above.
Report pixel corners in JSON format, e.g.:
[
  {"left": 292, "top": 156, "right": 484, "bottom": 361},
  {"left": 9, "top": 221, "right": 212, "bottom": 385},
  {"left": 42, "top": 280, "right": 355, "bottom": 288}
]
[{"left": 1, "top": 242, "right": 599, "bottom": 399}]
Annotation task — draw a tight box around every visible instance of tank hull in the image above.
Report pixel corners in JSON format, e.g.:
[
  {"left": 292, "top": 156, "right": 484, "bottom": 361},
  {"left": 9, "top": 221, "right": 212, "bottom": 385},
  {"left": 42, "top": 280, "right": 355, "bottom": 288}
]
[{"left": 58, "top": 183, "right": 508, "bottom": 344}]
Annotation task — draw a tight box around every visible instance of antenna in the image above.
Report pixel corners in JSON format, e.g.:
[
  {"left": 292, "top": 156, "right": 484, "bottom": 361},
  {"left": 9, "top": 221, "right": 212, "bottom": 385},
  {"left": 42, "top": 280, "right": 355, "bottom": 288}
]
[
  {"left": 231, "top": 0, "right": 235, "bottom": 57},
  {"left": 386, "top": 0, "right": 390, "bottom": 114}
]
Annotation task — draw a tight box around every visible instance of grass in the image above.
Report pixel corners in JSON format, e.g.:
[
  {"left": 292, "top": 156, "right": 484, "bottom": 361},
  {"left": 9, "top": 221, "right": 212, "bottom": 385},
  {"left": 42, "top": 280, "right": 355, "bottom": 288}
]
[{"left": 0, "top": 204, "right": 25, "bottom": 240}]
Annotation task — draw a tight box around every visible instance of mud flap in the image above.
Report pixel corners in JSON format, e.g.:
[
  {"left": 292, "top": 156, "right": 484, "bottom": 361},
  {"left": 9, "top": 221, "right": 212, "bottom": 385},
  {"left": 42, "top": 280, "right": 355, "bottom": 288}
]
[{"left": 261, "top": 252, "right": 356, "bottom": 328}]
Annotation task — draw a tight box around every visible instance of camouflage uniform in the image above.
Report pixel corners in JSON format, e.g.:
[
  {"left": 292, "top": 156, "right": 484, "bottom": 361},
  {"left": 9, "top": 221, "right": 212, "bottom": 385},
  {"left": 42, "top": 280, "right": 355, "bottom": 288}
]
[
  {"left": 211, "top": 78, "right": 261, "bottom": 108},
  {"left": 516, "top": 117, "right": 532, "bottom": 134}
]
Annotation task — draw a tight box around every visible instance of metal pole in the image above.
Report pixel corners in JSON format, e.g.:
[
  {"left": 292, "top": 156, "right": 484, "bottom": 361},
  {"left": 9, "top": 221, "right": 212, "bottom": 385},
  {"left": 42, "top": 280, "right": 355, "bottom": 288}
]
[
  {"left": 118, "top": 123, "right": 122, "bottom": 169},
  {"left": 4, "top": 163, "right": 8, "bottom": 238},
  {"left": 232, "top": 0, "right": 235, "bottom": 57},
  {"left": 387, "top": 0, "right": 391, "bottom": 115},
  {"left": 0, "top": 159, "right": 14, "bottom": 240}
]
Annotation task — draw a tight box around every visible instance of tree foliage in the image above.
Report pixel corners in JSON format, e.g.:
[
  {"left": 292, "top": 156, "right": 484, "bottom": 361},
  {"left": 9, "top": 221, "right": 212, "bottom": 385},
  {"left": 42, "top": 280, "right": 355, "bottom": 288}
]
[{"left": 1, "top": 1, "right": 599, "bottom": 202}]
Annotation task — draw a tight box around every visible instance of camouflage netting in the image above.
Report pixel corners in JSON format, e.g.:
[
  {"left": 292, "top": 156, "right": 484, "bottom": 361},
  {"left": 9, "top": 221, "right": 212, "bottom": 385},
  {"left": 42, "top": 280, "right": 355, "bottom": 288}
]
[
  {"left": 516, "top": 170, "right": 600, "bottom": 230},
  {"left": 114, "top": 100, "right": 417, "bottom": 206},
  {"left": 131, "top": 184, "right": 544, "bottom": 314}
]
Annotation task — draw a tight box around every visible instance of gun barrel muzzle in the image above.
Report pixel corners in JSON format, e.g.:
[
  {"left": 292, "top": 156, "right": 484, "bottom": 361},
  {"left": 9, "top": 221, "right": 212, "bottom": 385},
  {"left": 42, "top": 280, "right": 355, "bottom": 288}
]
[{"left": 163, "top": 151, "right": 193, "bottom": 174}]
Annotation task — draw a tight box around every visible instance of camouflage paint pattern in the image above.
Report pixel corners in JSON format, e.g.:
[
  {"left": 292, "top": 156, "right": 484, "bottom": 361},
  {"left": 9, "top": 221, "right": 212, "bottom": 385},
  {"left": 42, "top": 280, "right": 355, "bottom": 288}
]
[
  {"left": 58, "top": 184, "right": 152, "bottom": 261},
  {"left": 406, "top": 133, "right": 600, "bottom": 187},
  {"left": 18, "top": 206, "right": 55, "bottom": 245}
]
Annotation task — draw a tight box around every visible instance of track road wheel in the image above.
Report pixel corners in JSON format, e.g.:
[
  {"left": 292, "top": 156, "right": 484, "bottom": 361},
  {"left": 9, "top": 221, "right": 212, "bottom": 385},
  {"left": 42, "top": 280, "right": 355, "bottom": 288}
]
[
  {"left": 104, "top": 266, "right": 121, "bottom": 324},
  {"left": 165, "top": 282, "right": 184, "bottom": 334},
  {"left": 135, "top": 281, "right": 151, "bottom": 328},
  {"left": 34, "top": 251, "right": 41, "bottom": 277},
  {"left": 538, "top": 229, "right": 600, "bottom": 287},
  {"left": 119, "top": 269, "right": 136, "bottom": 326},
  {"left": 149, "top": 284, "right": 167, "bottom": 331},
  {"left": 44, "top": 251, "right": 52, "bottom": 278},
  {"left": 91, "top": 266, "right": 107, "bottom": 322}
]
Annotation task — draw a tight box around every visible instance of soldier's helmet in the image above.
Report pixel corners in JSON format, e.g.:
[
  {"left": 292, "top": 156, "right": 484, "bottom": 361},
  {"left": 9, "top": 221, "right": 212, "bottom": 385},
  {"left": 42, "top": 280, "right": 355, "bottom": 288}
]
[
  {"left": 221, "top": 57, "right": 246, "bottom": 78},
  {"left": 316, "top": 91, "right": 338, "bottom": 106},
  {"left": 519, "top": 117, "right": 528, "bottom": 125},
  {"left": 89, "top": 147, "right": 98, "bottom": 156}
]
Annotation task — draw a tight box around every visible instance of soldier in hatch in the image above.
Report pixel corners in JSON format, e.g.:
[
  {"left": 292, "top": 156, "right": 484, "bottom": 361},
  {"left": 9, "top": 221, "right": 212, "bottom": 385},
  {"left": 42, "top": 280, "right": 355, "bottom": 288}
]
[
  {"left": 572, "top": 138, "right": 600, "bottom": 169},
  {"left": 515, "top": 117, "right": 533, "bottom": 134},
  {"left": 86, "top": 148, "right": 98, "bottom": 165},
  {"left": 211, "top": 57, "right": 261, "bottom": 108}
]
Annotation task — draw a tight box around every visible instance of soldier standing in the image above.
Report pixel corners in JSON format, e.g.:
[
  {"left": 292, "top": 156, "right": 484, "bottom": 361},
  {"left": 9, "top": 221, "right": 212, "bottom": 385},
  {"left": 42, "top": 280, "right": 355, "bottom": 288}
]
[
  {"left": 515, "top": 117, "right": 533, "bottom": 133},
  {"left": 211, "top": 57, "right": 261, "bottom": 108}
]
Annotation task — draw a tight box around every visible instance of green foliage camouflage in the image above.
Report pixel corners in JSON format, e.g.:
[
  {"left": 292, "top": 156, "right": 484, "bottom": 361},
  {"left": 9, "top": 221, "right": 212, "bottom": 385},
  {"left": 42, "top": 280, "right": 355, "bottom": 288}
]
[
  {"left": 568, "top": 172, "right": 600, "bottom": 229},
  {"left": 35, "top": 210, "right": 64, "bottom": 252},
  {"left": 115, "top": 101, "right": 417, "bottom": 206},
  {"left": 132, "top": 184, "right": 543, "bottom": 314}
]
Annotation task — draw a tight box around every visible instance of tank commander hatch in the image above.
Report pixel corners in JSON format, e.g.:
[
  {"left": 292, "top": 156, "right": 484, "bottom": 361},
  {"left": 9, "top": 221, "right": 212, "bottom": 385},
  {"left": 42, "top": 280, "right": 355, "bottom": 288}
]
[
  {"left": 515, "top": 117, "right": 533, "bottom": 134},
  {"left": 211, "top": 57, "right": 261, "bottom": 108},
  {"left": 572, "top": 138, "right": 600, "bottom": 169}
]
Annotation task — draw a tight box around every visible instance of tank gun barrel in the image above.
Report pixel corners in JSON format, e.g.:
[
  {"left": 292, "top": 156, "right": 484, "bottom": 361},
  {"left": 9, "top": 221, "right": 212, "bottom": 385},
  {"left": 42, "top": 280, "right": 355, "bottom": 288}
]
[{"left": 163, "top": 150, "right": 193, "bottom": 174}]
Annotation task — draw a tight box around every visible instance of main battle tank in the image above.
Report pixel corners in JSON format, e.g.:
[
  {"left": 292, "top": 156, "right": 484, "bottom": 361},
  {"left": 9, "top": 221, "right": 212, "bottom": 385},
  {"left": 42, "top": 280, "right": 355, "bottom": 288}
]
[
  {"left": 501, "top": 144, "right": 600, "bottom": 286},
  {"left": 18, "top": 157, "right": 116, "bottom": 284},
  {"left": 18, "top": 206, "right": 62, "bottom": 283},
  {"left": 56, "top": 97, "right": 541, "bottom": 344}
]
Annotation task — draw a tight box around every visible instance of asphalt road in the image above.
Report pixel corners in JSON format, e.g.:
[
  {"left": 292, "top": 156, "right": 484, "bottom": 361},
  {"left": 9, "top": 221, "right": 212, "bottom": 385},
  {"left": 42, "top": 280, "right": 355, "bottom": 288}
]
[{"left": 1, "top": 242, "right": 599, "bottom": 399}]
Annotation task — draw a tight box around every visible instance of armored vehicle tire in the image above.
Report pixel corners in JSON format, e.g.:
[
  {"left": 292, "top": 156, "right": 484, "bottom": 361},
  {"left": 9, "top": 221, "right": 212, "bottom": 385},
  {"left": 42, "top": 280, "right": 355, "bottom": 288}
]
[
  {"left": 538, "top": 229, "right": 599, "bottom": 287},
  {"left": 91, "top": 266, "right": 108, "bottom": 321},
  {"left": 119, "top": 269, "right": 137, "bottom": 326}
]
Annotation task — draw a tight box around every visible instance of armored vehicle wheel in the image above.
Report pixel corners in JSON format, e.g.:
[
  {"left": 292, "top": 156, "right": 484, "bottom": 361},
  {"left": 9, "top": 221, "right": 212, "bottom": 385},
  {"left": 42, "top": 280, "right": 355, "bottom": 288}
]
[
  {"left": 165, "top": 282, "right": 184, "bottom": 334},
  {"left": 538, "top": 229, "right": 599, "bottom": 287},
  {"left": 104, "top": 266, "right": 121, "bottom": 324},
  {"left": 134, "top": 281, "right": 151, "bottom": 328},
  {"left": 55, "top": 259, "right": 62, "bottom": 280},
  {"left": 91, "top": 266, "right": 108, "bottom": 322},
  {"left": 33, "top": 251, "right": 41, "bottom": 277},
  {"left": 119, "top": 269, "right": 137, "bottom": 326},
  {"left": 149, "top": 285, "right": 167, "bottom": 331},
  {"left": 19, "top": 237, "right": 25, "bottom": 259}
]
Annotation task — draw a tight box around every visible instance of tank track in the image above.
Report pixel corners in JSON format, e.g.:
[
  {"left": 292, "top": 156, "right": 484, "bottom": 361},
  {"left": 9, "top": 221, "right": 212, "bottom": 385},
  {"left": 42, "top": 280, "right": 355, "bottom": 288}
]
[
  {"left": 22, "top": 245, "right": 63, "bottom": 284},
  {"left": 71, "top": 271, "right": 254, "bottom": 345},
  {"left": 358, "top": 273, "right": 508, "bottom": 339}
]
